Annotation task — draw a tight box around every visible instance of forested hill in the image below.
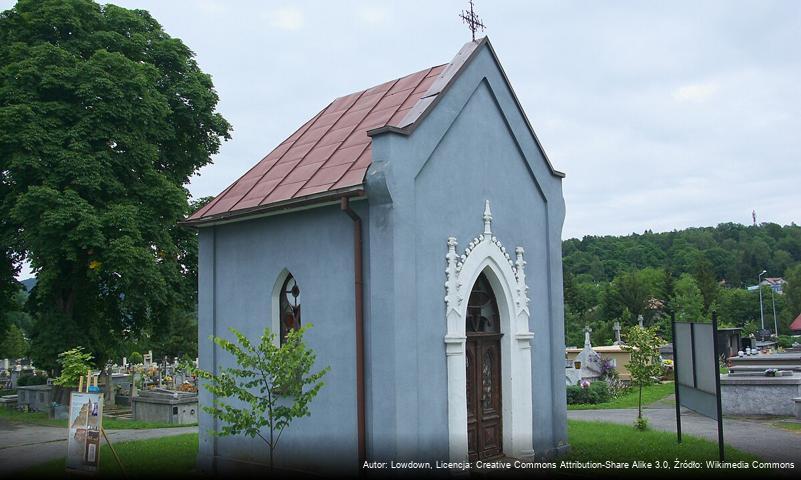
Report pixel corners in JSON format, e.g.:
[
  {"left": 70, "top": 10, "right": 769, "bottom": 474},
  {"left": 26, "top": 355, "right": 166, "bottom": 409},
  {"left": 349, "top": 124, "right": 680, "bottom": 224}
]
[
  {"left": 563, "top": 223, "right": 801, "bottom": 287},
  {"left": 562, "top": 222, "right": 801, "bottom": 348}
]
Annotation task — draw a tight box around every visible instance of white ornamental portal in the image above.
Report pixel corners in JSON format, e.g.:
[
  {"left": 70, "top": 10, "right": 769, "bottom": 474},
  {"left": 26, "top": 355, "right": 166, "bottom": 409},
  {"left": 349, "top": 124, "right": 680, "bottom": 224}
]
[{"left": 444, "top": 200, "right": 535, "bottom": 461}]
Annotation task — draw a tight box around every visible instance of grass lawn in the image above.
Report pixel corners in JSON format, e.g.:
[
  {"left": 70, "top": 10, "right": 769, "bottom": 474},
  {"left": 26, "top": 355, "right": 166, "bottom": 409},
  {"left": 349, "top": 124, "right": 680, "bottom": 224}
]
[
  {"left": 19, "top": 422, "right": 761, "bottom": 477},
  {"left": 22, "top": 433, "right": 199, "bottom": 478},
  {"left": 566, "top": 420, "right": 757, "bottom": 463},
  {"left": 771, "top": 419, "right": 801, "bottom": 432},
  {"left": 0, "top": 407, "right": 195, "bottom": 429},
  {"left": 568, "top": 381, "right": 675, "bottom": 410}
]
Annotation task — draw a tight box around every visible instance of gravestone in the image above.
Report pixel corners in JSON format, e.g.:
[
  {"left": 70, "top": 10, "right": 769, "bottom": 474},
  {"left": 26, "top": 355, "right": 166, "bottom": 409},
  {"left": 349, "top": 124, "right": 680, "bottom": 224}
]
[
  {"left": 613, "top": 321, "right": 622, "bottom": 345},
  {"left": 132, "top": 388, "right": 198, "bottom": 425},
  {"left": 573, "top": 326, "right": 603, "bottom": 381}
]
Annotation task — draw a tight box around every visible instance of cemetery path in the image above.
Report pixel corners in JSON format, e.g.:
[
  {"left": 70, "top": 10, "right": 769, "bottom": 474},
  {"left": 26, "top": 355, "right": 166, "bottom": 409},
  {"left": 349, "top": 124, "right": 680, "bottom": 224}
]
[
  {"left": 0, "top": 419, "right": 197, "bottom": 474},
  {"left": 567, "top": 405, "right": 801, "bottom": 464}
]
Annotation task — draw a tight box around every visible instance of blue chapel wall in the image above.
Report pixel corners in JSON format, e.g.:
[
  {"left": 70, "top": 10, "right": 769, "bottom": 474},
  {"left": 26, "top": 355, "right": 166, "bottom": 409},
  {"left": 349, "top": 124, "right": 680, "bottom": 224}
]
[
  {"left": 365, "top": 42, "right": 568, "bottom": 460},
  {"left": 196, "top": 202, "right": 367, "bottom": 474},
  {"left": 196, "top": 40, "right": 569, "bottom": 473}
]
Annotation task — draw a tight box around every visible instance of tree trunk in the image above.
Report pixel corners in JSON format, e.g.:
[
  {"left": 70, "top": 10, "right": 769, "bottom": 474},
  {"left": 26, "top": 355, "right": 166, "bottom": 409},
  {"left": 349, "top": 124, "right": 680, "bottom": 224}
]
[{"left": 638, "top": 382, "right": 643, "bottom": 419}]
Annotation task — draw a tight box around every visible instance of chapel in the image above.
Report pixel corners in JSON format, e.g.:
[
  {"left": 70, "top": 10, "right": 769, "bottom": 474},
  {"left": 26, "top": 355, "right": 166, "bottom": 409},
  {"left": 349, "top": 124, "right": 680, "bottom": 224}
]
[{"left": 187, "top": 37, "right": 568, "bottom": 474}]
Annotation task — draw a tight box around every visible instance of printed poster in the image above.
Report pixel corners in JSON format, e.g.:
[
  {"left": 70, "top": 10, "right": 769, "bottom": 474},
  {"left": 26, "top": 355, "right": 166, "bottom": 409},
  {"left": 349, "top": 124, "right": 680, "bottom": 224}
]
[{"left": 66, "top": 392, "right": 103, "bottom": 473}]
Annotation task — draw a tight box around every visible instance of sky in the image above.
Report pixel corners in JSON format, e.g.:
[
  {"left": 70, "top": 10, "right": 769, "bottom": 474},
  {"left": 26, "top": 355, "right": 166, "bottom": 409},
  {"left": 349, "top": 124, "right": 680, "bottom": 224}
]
[{"left": 2, "top": 0, "right": 800, "bottom": 245}]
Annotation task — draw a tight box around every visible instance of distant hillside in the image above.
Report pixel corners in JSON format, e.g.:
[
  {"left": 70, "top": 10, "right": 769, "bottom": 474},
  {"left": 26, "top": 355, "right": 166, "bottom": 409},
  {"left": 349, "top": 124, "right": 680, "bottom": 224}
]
[
  {"left": 562, "top": 222, "right": 801, "bottom": 347},
  {"left": 563, "top": 222, "right": 801, "bottom": 287},
  {"left": 20, "top": 277, "right": 36, "bottom": 293}
]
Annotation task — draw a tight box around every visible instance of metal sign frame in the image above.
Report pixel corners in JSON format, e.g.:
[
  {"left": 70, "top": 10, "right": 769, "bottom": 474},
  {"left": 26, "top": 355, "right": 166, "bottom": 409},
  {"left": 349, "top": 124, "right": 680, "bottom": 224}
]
[{"left": 671, "top": 311, "right": 724, "bottom": 462}]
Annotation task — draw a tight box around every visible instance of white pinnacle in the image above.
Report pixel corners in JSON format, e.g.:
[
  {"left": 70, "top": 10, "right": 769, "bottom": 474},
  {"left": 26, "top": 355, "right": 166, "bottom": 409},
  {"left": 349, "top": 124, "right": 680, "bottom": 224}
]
[{"left": 483, "top": 200, "right": 492, "bottom": 235}]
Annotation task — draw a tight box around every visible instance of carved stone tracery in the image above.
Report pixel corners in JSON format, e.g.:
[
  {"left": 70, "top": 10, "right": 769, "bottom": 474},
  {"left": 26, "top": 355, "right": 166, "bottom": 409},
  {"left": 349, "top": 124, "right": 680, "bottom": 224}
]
[
  {"left": 445, "top": 200, "right": 530, "bottom": 319},
  {"left": 443, "top": 200, "right": 535, "bottom": 462}
]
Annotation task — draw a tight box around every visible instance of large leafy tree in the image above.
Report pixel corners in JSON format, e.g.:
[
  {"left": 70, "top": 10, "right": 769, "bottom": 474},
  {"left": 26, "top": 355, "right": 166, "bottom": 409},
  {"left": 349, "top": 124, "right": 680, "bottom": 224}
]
[
  {"left": 670, "top": 274, "right": 705, "bottom": 323},
  {"left": 603, "top": 270, "right": 651, "bottom": 324},
  {"left": 0, "top": 323, "right": 28, "bottom": 359},
  {"left": 0, "top": 0, "right": 230, "bottom": 369}
]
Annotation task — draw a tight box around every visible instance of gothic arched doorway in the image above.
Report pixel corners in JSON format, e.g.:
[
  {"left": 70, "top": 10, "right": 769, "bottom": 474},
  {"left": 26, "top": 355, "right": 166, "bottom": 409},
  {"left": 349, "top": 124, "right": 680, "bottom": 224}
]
[{"left": 465, "top": 271, "right": 503, "bottom": 461}]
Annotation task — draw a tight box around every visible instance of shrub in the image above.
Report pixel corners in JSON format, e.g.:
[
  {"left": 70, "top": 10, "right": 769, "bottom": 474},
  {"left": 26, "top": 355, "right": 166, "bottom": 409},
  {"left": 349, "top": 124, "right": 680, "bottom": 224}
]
[
  {"left": 16, "top": 374, "right": 47, "bottom": 386},
  {"left": 634, "top": 416, "right": 648, "bottom": 431},
  {"left": 129, "top": 351, "right": 143, "bottom": 364},
  {"left": 566, "top": 381, "right": 611, "bottom": 405},
  {"left": 195, "top": 325, "right": 329, "bottom": 469},
  {"left": 599, "top": 361, "right": 630, "bottom": 398},
  {"left": 53, "top": 347, "right": 94, "bottom": 387}
]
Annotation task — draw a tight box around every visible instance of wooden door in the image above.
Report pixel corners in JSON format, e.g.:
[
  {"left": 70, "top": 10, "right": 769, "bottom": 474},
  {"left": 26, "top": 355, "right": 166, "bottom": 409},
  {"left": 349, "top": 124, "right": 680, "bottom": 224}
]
[{"left": 465, "top": 272, "right": 503, "bottom": 461}]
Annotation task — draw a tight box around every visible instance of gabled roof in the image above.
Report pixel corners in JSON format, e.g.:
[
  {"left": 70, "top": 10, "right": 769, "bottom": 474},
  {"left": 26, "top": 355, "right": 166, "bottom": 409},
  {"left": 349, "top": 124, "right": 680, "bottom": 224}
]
[{"left": 186, "top": 37, "right": 563, "bottom": 226}]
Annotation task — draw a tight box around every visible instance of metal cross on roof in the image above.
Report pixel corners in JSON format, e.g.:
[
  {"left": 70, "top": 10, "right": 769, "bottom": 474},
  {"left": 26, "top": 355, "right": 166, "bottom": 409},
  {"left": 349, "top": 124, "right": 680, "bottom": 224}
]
[{"left": 459, "top": 0, "right": 486, "bottom": 42}]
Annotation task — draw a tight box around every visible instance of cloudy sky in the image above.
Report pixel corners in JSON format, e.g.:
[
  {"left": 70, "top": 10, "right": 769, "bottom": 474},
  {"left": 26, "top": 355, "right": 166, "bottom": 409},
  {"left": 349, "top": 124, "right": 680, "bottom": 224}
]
[{"left": 3, "top": 0, "right": 800, "bottom": 241}]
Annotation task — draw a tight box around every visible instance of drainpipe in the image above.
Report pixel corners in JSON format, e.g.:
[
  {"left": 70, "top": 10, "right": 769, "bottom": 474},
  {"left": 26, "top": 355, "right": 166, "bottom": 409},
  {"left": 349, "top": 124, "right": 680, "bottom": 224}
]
[{"left": 341, "top": 196, "right": 366, "bottom": 465}]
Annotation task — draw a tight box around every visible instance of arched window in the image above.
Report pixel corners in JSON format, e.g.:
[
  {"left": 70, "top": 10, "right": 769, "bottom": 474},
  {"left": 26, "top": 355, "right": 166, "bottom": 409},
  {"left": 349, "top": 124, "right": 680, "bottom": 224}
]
[
  {"left": 466, "top": 272, "right": 500, "bottom": 334},
  {"left": 279, "top": 273, "right": 301, "bottom": 344}
]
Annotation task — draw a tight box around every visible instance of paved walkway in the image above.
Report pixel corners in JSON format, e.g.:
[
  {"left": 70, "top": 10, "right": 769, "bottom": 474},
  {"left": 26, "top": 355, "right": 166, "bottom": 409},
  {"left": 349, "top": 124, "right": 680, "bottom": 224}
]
[
  {"left": 568, "top": 398, "right": 801, "bottom": 463},
  {"left": 0, "top": 419, "right": 198, "bottom": 474}
]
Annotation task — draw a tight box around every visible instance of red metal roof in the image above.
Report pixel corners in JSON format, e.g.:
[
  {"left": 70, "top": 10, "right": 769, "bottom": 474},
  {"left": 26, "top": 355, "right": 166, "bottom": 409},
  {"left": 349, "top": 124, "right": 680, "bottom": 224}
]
[
  {"left": 791, "top": 313, "right": 801, "bottom": 332},
  {"left": 188, "top": 45, "right": 475, "bottom": 223},
  {"left": 187, "top": 38, "right": 565, "bottom": 225}
]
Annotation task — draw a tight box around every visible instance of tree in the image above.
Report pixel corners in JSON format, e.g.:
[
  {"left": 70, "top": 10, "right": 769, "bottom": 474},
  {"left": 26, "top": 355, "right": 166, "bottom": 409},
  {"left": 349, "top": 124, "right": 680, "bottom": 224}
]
[
  {"left": 0, "top": 256, "right": 20, "bottom": 337},
  {"left": 692, "top": 257, "right": 719, "bottom": 313},
  {"left": 604, "top": 270, "right": 650, "bottom": 324},
  {"left": 0, "top": 0, "right": 231, "bottom": 369},
  {"left": 0, "top": 323, "right": 28, "bottom": 359},
  {"left": 148, "top": 308, "right": 198, "bottom": 360},
  {"left": 781, "top": 264, "right": 801, "bottom": 333},
  {"left": 5, "top": 288, "right": 33, "bottom": 335},
  {"left": 717, "top": 287, "right": 760, "bottom": 328},
  {"left": 129, "top": 351, "right": 143, "bottom": 365},
  {"left": 622, "top": 325, "right": 663, "bottom": 429},
  {"left": 671, "top": 274, "right": 705, "bottom": 323},
  {"left": 195, "top": 325, "right": 329, "bottom": 470},
  {"left": 53, "top": 346, "right": 94, "bottom": 387}
]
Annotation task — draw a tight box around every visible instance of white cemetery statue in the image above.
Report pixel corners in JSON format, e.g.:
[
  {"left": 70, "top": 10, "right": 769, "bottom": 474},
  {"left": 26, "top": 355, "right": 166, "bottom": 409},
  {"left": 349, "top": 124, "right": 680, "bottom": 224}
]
[
  {"left": 638, "top": 314, "right": 644, "bottom": 328},
  {"left": 574, "top": 325, "right": 603, "bottom": 381},
  {"left": 143, "top": 351, "right": 153, "bottom": 368}
]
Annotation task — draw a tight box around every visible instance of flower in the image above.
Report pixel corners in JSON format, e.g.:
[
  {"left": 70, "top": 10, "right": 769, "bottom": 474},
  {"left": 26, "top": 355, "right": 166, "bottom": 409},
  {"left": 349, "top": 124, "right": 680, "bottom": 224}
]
[{"left": 579, "top": 379, "right": 591, "bottom": 389}]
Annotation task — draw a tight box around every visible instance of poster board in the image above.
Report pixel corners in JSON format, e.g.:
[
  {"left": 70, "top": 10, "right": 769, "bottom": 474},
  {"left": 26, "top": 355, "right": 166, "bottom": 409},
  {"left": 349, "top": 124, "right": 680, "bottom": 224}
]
[
  {"left": 674, "top": 322, "right": 719, "bottom": 419},
  {"left": 66, "top": 391, "right": 104, "bottom": 473},
  {"left": 671, "top": 313, "right": 724, "bottom": 461}
]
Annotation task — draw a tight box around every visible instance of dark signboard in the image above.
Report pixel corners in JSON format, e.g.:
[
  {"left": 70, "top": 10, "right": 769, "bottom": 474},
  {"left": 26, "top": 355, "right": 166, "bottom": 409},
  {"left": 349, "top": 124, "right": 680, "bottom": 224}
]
[{"left": 671, "top": 312, "right": 724, "bottom": 461}]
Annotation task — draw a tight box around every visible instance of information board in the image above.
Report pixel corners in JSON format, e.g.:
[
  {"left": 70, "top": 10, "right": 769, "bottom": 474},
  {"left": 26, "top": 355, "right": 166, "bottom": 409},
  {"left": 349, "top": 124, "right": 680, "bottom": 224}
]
[
  {"left": 671, "top": 313, "right": 724, "bottom": 461},
  {"left": 66, "top": 392, "right": 104, "bottom": 473}
]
